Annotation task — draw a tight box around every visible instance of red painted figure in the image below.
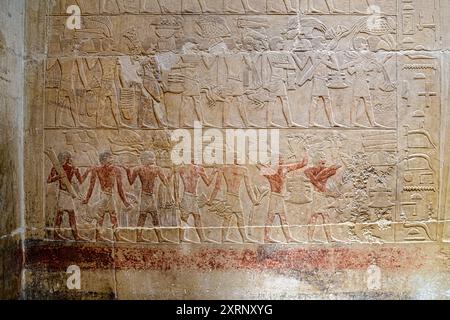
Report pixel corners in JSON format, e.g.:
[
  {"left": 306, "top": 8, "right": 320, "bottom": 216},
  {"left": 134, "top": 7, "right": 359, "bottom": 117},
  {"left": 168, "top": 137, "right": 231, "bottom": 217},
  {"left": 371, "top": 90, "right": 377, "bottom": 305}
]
[
  {"left": 83, "top": 151, "right": 131, "bottom": 242},
  {"left": 304, "top": 158, "right": 341, "bottom": 243},
  {"left": 175, "top": 163, "right": 217, "bottom": 243},
  {"left": 47, "top": 151, "right": 90, "bottom": 241},
  {"left": 122, "top": 151, "right": 173, "bottom": 243},
  {"left": 209, "top": 162, "right": 259, "bottom": 243},
  {"left": 258, "top": 156, "right": 308, "bottom": 243}
]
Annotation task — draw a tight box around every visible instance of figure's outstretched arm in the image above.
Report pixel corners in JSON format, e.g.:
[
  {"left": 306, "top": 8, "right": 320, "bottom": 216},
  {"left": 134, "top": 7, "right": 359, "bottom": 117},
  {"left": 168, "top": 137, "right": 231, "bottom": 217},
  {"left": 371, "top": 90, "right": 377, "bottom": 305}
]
[
  {"left": 200, "top": 167, "right": 217, "bottom": 187},
  {"left": 116, "top": 169, "right": 130, "bottom": 207},
  {"left": 122, "top": 166, "right": 138, "bottom": 185},
  {"left": 208, "top": 171, "right": 222, "bottom": 202},
  {"left": 47, "top": 167, "right": 60, "bottom": 184},
  {"left": 83, "top": 170, "right": 97, "bottom": 204},
  {"left": 77, "top": 167, "right": 93, "bottom": 184},
  {"left": 285, "top": 157, "right": 308, "bottom": 173},
  {"left": 244, "top": 172, "right": 257, "bottom": 205}
]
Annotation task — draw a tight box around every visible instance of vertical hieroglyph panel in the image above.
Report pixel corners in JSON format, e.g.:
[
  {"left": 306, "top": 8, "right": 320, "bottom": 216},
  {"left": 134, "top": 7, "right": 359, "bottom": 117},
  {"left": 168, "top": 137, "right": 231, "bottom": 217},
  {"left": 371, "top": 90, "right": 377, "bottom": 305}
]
[{"left": 22, "top": 0, "right": 450, "bottom": 299}]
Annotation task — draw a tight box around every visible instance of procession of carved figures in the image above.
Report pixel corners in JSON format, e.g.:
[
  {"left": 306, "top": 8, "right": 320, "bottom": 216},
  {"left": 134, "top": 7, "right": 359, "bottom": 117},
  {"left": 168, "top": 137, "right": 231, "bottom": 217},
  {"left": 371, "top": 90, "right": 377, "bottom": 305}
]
[{"left": 43, "top": 0, "right": 441, "bottom": 243}]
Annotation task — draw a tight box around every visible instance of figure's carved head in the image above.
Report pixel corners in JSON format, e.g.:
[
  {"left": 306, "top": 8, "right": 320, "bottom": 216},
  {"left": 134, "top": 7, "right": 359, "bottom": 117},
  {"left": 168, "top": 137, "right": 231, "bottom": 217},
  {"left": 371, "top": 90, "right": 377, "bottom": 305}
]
[
  {"left": 353, "top": 36, "right": 369, "bottom": 51},
  {"left": 313, "top": 151, "right": 326, "bottom": 167},
  {"left": 58, "top": 151, "right": 73, "bottom": 166},
  {"left": 181, "top": 41, "right": 199, "bottom": 54},
  {"left": 99, "top": 151, "right": 113, "bottom": 166},
  {"left": 269, "top": 36, "right": 284, "bottom": 51},
  {"left": 140, "top": 151, "right": 156, "bottom": 165},
  {"left": 311, "top": 36, "right": 326, "bottom": 50}
]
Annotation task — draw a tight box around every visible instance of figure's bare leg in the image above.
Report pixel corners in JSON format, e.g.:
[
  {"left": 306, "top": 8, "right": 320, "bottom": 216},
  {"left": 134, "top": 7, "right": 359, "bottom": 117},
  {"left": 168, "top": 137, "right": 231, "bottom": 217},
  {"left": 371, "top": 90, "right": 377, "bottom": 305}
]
[
  {"left": 350, "top": 97, "right": 358, "bottom": 127},
  {"left": 198, "top": 0, "right": 215, "bottom": 13},
  {"left": 268, "top": 0, "right": 294, "bottom": 13},
  {"left": 279, "top": 212, "right": 298, "bottom": 243},
  {"left": 95, "top": 211, "right": 112, "bottom": 242},
  {"left": 99, "top": 96, "right": 119, "bottom": 129},
  {"left": 308, "top": 0, "right": 325, "bottom": 13},
  {"left": 193, "top": 96, "right": 214, "bottom": 127},
  {"left": 267, "top": 100, "right": 275, "bottom": 127},
  {"left": 110, "top": 211, "right": 131, "bottom": 243},
  {"left": 54, "top": 210, "right": 69, "bottom": 241},
  {"left": 308, "top": 214, "right": 318, "bottom": 243},
  {"left": 155, "top": 0, "right": 168, "bottom": 13},
  {"left": 222, "top": 216, "right": 239, "bottom": 243},
  {"left": 180, "top": 96, "right": 191, "bottom": 127},
  {"left": 309, "top": 97, "right": 324, "bottom": 127},
  {"left": 136, "top": 213, "right": 152, "bottom": 242},
  {"left": 193, "top": 214, "right": 217, "bottom": 243},
  {"left": 237, "top": 97, "right": 257, "bottom": 127},
  {"left": 152, "top": 101, "right": 169, "bottom": 128},
  {"left": 268, "top": 98, "right": 285, "bottom": 128},
  {"left": 322, "top": 213, "right": 338, "bottom": 243},
  {"left": 111, "top": 95, "right": 125, "bottom": 128},
  {"left": 352, "top": 97, "right": 370, "bottom": 128},
  {"left": 150, "top": 212, "right": 174, "bottom": 243},
  {"left": 281, "top": 96, "right": 305, "bottom": 128},
  {"left": 325, "top": 0, "right": 345, "bottom": 13},
  {"left": 324, "top": 97, "right": 345, "bottom": 128},
  {"left": 283, "top": 0, "right": 297, "bottom": 13},
  {"left": 352, "top": 0, "right": 373, "bottom": 13},
  {"left": 242, "top": 0, "right": 259, "bottom": 13},
  {"left": 179, "top": 212, "right": 198, "bottom": 243},
  {"left": 223, "top": 99, "right": 233, "bottom": 127},
  {"left": 364, "top": 97, "right": 386, "bottom": 128},
  {"left": 68, "top": 211, "right": 88, "bottom": 241},
  {"left": 236, "top": 212, "right": 258, "bottom": 243},
  {"left": 68, "top": 93, "right": 79, "bottom": 127},
  {"left": 264, "top": 211, "right": 281, "bottom": 243}
]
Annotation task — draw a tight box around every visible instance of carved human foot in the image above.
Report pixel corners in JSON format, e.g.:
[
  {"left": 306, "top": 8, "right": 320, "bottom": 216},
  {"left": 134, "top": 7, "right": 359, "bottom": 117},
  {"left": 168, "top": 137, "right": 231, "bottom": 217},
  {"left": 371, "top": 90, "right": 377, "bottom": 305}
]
[{"left": 54, "top": 232, "right": 70, "bottom": 241}]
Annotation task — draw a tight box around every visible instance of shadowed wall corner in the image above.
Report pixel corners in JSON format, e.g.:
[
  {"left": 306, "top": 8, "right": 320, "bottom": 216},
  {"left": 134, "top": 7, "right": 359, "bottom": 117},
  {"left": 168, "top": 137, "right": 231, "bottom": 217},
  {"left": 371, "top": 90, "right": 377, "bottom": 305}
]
[{"left": 0, "top": 0, "right": 25, "bottom": 300}]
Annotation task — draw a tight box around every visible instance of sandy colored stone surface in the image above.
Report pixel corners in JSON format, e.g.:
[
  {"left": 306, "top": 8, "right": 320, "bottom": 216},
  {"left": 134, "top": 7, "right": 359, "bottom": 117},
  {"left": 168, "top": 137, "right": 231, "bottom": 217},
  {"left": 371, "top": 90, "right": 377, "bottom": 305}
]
[
  {"left": 0, "top": 0, "right": 449, "bottom": 299},
  {"left": 0, "top": 0, "right": 25, "bottom": 300}
]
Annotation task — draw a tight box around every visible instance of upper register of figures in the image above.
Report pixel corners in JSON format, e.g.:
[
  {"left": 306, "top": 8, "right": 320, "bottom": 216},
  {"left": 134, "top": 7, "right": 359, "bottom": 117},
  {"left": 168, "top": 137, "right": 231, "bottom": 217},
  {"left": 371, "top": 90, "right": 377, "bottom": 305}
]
[{"left": 41, "top": 0, "right": 443, "bottom": 245}]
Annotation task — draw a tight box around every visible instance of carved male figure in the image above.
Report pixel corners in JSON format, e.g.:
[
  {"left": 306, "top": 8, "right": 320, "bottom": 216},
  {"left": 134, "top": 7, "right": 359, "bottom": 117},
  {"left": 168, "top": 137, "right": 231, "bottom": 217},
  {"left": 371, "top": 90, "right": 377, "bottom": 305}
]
[
  {"left": 49, "top": 41, "right": 90, "bottom": 127},
  {"left": 263, "top": 37, "right": 304, "bottom": 128},
  {"left": 177, "top": 43, "right": 215, "bottom": 127},
  {"left": 83, "top": 151, "right": 131, "bottom": 242},
  {"left": 304, "top": 154, "right": 341, "bottom": 243},
  {"left": 343, "top": 37, "right": 388, "bottom": 128},
  {"left": 258, "top": 156, "right": 308, "bottom": 243},
  {"left": 298, "top": 37, "right": 344, "bottom": 128},
  {"left": 174, "top": 162, "right": 218, "bottom": 243},
  {"left": 221, "top": 52, "right": 257, "bottom": 128},
  {"left": 47, "top": 151, "right": 90, "bottom": 241},
  {"left": 122, "top": 151, "right": 173, "bottom": 243},
  {"left": 208, "top": 162, "right": 259, "bottom": 243},
  {"left": 97, "top": 56, "right": 123, "bottom": 128}
]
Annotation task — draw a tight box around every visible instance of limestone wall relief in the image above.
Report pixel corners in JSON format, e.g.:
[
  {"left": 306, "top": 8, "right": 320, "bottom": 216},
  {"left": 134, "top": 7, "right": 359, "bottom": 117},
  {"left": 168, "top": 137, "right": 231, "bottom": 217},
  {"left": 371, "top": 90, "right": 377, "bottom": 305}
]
[{"left": 39, "top": 0, "right": 446, "bottom": 245}]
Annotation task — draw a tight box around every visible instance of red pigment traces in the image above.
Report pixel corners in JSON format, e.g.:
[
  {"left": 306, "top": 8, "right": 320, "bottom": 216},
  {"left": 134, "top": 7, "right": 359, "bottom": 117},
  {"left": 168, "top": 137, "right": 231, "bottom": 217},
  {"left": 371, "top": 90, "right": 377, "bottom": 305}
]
[
  {"left": 25, "top": 242, "right": 114, "bottom": 271},
  {"left": 25, "top": 241, "right": 424, "bottom": 272}
]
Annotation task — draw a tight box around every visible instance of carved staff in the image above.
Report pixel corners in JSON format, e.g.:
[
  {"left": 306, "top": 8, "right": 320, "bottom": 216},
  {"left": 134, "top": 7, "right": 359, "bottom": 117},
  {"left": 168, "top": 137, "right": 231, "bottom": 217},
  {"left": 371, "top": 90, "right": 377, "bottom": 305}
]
[{"left": 44, "top": 148, "right": 79, "bottom": 199}]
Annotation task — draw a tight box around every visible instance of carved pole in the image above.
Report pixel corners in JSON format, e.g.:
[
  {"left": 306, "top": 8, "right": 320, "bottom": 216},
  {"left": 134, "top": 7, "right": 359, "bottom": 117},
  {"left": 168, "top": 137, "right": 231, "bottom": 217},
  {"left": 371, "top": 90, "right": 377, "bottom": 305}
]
[{"left": 44, "top": 148, "right": 79, "bottom": 199}]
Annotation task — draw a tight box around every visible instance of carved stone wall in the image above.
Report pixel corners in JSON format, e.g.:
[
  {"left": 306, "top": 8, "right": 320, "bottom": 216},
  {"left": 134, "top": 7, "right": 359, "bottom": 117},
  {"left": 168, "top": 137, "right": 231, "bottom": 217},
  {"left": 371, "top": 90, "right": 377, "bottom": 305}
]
[
  {"left": 19, "top": 0, "right": 450, "bottom": 299},
  {"left": 0, "top": 0, "right": 25, "bottom": 300}
]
